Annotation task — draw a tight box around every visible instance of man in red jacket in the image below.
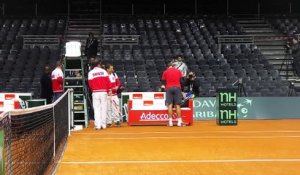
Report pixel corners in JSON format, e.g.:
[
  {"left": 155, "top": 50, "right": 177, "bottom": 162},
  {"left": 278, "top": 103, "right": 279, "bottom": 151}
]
[
  {"left": 88, "top": 60, "right": 112, "bottom": 130},
  {"left": 106, "top": 64, "right": 122, "bottom": 127},
  {"left": 162, "top": 62, "right": 184, "bottom": 127},
  {"left": 51, "top": 61, "right": 64, "bottom": 102}
]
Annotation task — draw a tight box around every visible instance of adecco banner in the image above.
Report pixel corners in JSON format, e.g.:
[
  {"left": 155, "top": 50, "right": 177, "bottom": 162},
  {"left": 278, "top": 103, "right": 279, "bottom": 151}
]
[
  {"left": 121, "top": 93, "right": 300, "bottom": 120},
  {"left": 194, "top": 97, "right": 300, "bottom": 120}
]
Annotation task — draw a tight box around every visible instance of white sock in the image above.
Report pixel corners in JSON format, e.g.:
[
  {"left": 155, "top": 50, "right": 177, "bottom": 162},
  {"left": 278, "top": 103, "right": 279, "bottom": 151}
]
[
  {"left": 169, "top": 118, "right": 173, "bottom": 126},
  {"left": 178, "top": 118, "right": 182, "bottom": 124}
]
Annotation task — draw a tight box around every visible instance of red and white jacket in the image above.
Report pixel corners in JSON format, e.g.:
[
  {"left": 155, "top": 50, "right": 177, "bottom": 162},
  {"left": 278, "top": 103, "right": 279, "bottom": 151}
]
[
  {"left": 88, "top": 66, "right": 111, "bottom": 93},
  {"left": 51, "top": 67, "right": 64, "bottom": 93},
  {"left": 108, "top": 73, "right": 121, "bottom": 95}
]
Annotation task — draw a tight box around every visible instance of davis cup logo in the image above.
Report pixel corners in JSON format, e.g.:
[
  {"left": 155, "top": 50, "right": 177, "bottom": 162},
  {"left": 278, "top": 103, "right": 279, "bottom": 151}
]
[
  {"left": 237, "top": 99, "right": 252, "bottom": 118},
  {"left": 140, "top": 112, "right": 180, "bottom": 121}
]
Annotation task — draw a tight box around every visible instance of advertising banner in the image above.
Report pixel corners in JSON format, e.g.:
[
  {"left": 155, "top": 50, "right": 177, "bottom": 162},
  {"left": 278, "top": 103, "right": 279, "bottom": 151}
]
[
  {"left": 216, "top": 89, "right": 238, "bottom": 125},
  {"left": 122, "top": 93, "right": 300, "bottom": 120},
  {"left": 194, "top": 97, "right": 300, "bottom": 120}
]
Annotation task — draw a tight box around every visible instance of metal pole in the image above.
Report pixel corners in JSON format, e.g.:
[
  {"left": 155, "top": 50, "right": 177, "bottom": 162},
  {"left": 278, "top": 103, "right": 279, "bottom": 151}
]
[
  {"left": 2, "top": 3, "right": 5, "bottom": 17},
  {"left": 257, "top": 2, "right": 260, "bottom": 19},
  {"left": 99, "top": 0, "right": 102, "bottom": 56},
  {"left": 163, "top": 3, "right": 166, "bottom": 15},
  {"left": 100, "top": 0, "right": 102, "bottom": 33},
  {"left": 132, "top": 3, "right": 134, "bottom": 16},
  {"left": 289, "top": 2, "right": 292, "bottom": 14},
  {"left": 67, "top": 0, "right": 70, "bottom": 20},
  {"left": 35, "top": 3, "right": 38, "bottom": 16},
  {"left": 194, "top": 0, "right": 197, "bottom": 15},
  {"left": 227, "top": 0, "right": 229, "bottom": 16}
]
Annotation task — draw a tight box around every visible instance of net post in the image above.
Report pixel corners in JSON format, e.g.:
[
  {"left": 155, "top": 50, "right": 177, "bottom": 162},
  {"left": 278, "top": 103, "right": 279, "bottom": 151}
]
[
  {"left": 53, "top": 105, "right": 56, "bottom": 160},
  {"left": 68, "top": 89, "right": 70, "bottom": 135},
  {"left": 7, "top": 112, "right": 12, "bottom": 175},
  {"left": 68, "top": 89, "right": 74, "bottom": 136}
]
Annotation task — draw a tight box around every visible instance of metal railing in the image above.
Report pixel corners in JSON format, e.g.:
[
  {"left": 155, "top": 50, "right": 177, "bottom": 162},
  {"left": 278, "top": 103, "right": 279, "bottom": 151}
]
[
  {"left": 101, "top": 35, "right": 140, "bottom": 46},
  {"left": 218, "top": 35, "right": 254, "bottom": 52},
  {"left": 23, "top": 35, "right": 62, "bottom": 48},
  {"left": 218, "top": 35, "right": 254, "bottom": 45}
]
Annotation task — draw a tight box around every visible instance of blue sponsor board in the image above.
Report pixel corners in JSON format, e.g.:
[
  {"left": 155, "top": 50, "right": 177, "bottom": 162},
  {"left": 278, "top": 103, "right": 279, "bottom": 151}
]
[{"left": 121, "top": 93, "right": 300, "bottom": 120}]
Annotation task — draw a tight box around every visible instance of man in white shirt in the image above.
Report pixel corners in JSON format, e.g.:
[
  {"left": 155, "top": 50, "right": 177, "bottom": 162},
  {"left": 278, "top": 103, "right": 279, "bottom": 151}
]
[{"left": 106, "top": 64, "right": 122, "bottom": 127}]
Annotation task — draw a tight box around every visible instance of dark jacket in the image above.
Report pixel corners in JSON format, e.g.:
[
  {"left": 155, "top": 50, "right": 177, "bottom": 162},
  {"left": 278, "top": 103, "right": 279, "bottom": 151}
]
[
  {"left": 85, "top": 37, "right": 98, "bottom": 57},
  {"left": 292, "top": 43, "right": 300, "bottom": 76},
  {"left": 184, "top": 78, "right": 200, "bottom": 97},
  {"left": 40, "top": 73, "right": 53, "bottom": 103}
]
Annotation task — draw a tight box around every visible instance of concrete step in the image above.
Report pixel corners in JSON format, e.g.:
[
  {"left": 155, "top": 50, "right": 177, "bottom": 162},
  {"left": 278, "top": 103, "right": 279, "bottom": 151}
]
[
  {"left": 245, "top": 29, "right": 274, "bottom": 33},
  {"left": 269, "top": 59, "right": 291, "bottom": 65},
  {"left": 281, "top": 77, "right": 298, "bottom": 82},
  {"left": 293, "top": 79, "right": 300, "bottom": 83},
  {"left": 68, "top": 24, "right": 100, "bottom": 28},
  {"left": 69, "top": 14, "right": 101, "bottom": 19},
  {"left": 243, "top": 27, "right": 273, "bottom": 30},
  {"left": 67, "top": 28, "right": 100, "bottom": 31},
  {"left": 238, "top": 20, "right": 266, "bottom": 24},
  {"left": 68, "top": 22, "right": 99, "bottom": 25},
  {"left": 279, "top": 71, "right": 295, "bottom": 76},
  {"left": 255, "top": 41, "right": 285, "bottom": 46},
  {"left": 260, "top": 50, "right": 286, "bottom": 55},
  {"left": 69, "top": 18, "right": 100, "bottom": 22},
  {"left": 258, "top": 45, "right": 285, "bottom": 50},
  {"left": 70, "top": 9, "right": 100, "bottom": 14},
  {"left": 273, "top": 64, "right": 292, "bottom": 70},
  {"left": 260, "top": 48, "right": 286, "bottom": 53},
  {"left": 246, "top": 33, "right": 278, "bottom": 37},
  {"left": 240, "top": 23, "right": 270, "bottom": 27},
  {"left": 264, "top": 54, "right": 287, "bottom": 60},
  {"left": 67, "top": 30, "right": 101, "bottom": 35},
  {"left": 66, "top": 34, "right": 101, "bottom": 37}
]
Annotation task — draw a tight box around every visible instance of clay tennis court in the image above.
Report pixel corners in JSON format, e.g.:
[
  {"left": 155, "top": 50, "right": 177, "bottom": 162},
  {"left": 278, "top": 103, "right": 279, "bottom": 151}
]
[{"left": 56, "top": 120, "right": 300, "bottom": 175}]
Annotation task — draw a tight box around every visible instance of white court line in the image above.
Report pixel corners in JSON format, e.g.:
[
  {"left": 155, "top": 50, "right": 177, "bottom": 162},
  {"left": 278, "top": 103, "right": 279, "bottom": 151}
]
[
  {"left": 73, "top": 130, "right": 300, "bottom": 135},
  {"left": 61, "top": 158, "right": 300, "bottom": 164},
  {"left": 82, "top": 135, "right": 300, "bottom": 140}
]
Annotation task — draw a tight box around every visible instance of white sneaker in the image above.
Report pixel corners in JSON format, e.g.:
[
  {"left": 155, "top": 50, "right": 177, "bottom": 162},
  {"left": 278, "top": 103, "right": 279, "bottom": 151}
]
[
  {"left": 168, "top": 120, "right": 173, "bottom": 127},
  {"left": 177, "top": 122, "right": 185, "bottom": 127}
]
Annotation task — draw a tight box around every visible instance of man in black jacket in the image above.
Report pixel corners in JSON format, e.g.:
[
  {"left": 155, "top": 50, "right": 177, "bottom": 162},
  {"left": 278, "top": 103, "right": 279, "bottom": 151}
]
[
  {"left": 183, "top": 71, "right": 200, "bottom": 97},
  {"left": 85, "top": 32, "right": 98, "bottom": 60},
  {"left": 291, "top": 37, "right": 300, "bottom": 76},
  {"left": 40, "top": 66, "right": 53, "bottom": 104}
]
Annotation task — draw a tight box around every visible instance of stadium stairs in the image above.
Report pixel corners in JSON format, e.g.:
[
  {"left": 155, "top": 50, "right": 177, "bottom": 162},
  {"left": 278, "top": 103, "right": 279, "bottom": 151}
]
[
  {"left": 238, "top": 18, "right": 299, "bottom": 85},
  {"left": 65, "top": 16, "right": 101, "bottom": 123},
  {"left": 66, "top": 18, "right": 101, "bottom": 51}
]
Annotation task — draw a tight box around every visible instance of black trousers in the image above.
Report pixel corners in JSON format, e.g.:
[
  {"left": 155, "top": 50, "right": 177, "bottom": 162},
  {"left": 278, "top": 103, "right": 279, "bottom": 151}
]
[{"left": 293, "top": 57, "right": 300, "bottom": 76}]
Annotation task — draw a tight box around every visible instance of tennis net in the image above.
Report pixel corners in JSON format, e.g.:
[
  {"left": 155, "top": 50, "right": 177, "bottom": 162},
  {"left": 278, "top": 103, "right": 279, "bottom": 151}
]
[{"left": 0, "top": 89, "right": 73, "bottom": 175}]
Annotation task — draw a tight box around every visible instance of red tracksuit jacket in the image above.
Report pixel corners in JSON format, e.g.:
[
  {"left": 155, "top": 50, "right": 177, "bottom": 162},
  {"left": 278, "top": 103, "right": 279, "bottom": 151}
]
[
  {"left": 88, "top": 67, "right": 112, "bottom": 92},
  {"left": 108, "top": 73, "right": 121, "bottom": 95}
]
